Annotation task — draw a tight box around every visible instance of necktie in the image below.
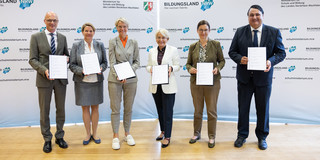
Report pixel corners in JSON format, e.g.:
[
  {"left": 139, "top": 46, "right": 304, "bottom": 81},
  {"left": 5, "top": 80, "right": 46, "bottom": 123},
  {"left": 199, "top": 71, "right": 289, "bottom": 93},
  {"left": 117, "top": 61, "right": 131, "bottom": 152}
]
[
  {"left": 253, "top": 30, "right": 258, "bottom": 47},
  {"left": 50, "top": 33, "right": 56, "bottom": 55}
]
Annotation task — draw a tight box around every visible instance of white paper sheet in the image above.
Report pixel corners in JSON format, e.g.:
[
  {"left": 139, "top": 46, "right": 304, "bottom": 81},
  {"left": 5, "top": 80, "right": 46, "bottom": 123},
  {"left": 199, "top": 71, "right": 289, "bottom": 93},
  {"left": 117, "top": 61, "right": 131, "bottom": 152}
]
[
  {"left": 196, "top": 63, "right": 213, "bottom": 85},
  {"left": 81, "top": 53, "right": 101, "bottom": 75},
  {"left": 152, "top": 64, "right": 169, "bottom": 85},
  {"left": 114, "top": 61, "right": 136, "bottom": 80},
  {"left": 49, "top": 55, "right": 67, "bottom": 79},
  {"left": 247, "top": 47, "right": 267, "bottom": 71}
]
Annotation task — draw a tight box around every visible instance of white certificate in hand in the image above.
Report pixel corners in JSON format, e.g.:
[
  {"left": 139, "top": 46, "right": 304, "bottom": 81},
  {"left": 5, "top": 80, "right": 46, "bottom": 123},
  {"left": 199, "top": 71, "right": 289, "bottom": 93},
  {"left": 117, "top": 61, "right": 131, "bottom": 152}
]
[
  {"left": 114, "top": 61, "right": 136, "bottom": 80},
  {"left": 196, "top": 63, "right": 213, "bottom": 85},
  {"left": 247, "top": 47, "right": 266, "bottom": 71},
  {"left": 81, "top": 53, "right": 101, "bottom": 75},
  {"left": 152, "top": 64, "right": 169, "bottom": 85},
  {"left": 49, "top": 55, "right": 67, "bottom": 79}
]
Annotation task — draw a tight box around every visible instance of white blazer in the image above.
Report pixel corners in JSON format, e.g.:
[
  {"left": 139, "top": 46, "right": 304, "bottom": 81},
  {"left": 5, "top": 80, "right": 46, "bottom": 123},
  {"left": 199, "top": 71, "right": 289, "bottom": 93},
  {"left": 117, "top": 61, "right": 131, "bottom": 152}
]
[{"left": 146, "top": 45, "right": 180, "bottom": 94}]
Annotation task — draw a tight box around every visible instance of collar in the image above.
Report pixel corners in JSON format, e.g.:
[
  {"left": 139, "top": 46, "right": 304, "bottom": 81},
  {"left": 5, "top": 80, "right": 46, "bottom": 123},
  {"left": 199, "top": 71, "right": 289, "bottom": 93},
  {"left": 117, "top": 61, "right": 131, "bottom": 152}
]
[
  {"left": 45, "top": 29, "right": 57, "bottom": 35},
  {"left": 250, "top": 24, "right": 263, "bottom": 32},
  {"left": 157, "top": 46, "right": 166, "bottom": 52}
]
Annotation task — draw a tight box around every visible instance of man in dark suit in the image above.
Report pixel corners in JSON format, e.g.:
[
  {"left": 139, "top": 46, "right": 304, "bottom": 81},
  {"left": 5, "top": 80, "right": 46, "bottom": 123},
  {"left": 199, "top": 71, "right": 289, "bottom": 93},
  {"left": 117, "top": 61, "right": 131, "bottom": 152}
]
[
  {"left": 29, "top": 11, "right": 69, "bottom": 153},
  {"left": 228, "top": 5, "right": 286, "bottom": 150}
]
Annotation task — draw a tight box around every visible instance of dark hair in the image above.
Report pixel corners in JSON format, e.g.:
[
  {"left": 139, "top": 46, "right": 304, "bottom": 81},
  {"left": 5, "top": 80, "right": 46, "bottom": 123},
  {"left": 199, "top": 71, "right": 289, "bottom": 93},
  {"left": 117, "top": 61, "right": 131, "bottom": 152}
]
[
  {"left": 197, "top": 20, "right": 210, "bottom": 30},
  {"left": 81, "top": 23, "right": 96, "bottom": 32},
  {"left": 247, "top": 5, "right": 264, "bottom": 16}
]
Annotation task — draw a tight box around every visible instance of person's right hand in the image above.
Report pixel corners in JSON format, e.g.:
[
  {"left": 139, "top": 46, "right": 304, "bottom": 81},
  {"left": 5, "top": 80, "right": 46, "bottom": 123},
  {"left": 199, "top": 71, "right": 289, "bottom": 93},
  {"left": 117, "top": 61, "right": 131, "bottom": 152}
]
[
  {"left": 241, "top": 56, "right": 248, "bottom": 65},
  {"left": 45, "top": 70, "right": 54, "bottom": 80},
  {"left": 189, "top": 67, "right": 197, "bottom": 74}
]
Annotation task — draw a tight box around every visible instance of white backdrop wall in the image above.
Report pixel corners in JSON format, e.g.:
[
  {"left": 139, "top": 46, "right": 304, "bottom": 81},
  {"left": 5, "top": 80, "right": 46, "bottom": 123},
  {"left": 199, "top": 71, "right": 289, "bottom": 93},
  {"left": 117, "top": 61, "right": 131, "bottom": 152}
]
[{"left": 0, "top": 0, "right": 319, "bottom": 127}]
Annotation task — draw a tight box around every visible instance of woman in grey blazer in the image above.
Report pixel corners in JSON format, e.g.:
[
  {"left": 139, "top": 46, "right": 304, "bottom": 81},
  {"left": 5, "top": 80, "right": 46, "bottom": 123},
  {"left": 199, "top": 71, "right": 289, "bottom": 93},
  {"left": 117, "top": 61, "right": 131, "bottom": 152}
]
[
  {"left": 69, "top": 23, "right": 108, "bottom": 145},
  {"left": 186, "top": 20, "right": 225, "bottom": 148},
  {"left": 146, "top": 29, "right": 180, "bottom": 148},
  {"left": 108, "top": 18, "right": 140, "bottom": 150}
]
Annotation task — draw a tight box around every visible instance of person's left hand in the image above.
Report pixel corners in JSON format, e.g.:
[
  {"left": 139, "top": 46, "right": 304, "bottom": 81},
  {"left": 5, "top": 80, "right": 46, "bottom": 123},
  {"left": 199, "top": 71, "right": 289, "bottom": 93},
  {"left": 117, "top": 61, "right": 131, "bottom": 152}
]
[
  {"left": 98, "top": 67, "right": 102, "bottom": 75},
  {"left": 212, "top": 68, "right": 218, "bottom": 75},
  {"left": 264, "top": 60, "right": 271, "bottom": 72},
  {"left": 168, "top": 66, "right": 172, "bottom": 77}
]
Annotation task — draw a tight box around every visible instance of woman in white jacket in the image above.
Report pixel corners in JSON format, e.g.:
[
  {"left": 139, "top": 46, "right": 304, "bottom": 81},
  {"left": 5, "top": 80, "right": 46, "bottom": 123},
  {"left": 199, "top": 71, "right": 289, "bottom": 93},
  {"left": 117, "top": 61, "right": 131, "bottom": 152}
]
[{"left": 146, "top": 28, "right": 180, "bottom": 148}]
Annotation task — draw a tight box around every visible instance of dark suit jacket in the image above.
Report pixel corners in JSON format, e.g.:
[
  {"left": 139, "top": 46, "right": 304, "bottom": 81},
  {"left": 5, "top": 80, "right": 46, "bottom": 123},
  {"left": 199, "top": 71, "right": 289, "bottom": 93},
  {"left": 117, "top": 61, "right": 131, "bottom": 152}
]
[
  {"left": 228, "top": 24, "right": 286, "bottom": 86},
  {"left": 29, "top": 31, "right": 69, "bottom": 87},
  {"left": 186, "top": 39, "right": 225, "bottom": 84},
  {"left": 69, "top": 40, "right": 108, "bottom": 82}
]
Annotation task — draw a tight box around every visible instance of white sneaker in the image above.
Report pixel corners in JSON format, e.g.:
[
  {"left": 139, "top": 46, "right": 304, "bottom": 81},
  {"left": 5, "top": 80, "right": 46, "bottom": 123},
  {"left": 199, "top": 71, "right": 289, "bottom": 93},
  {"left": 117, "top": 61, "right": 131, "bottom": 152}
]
[
  {"left": 112, "top": 138, "right": 120, "bottom": 150},
  {"left": 124, "top": 135, "right": 135, "bottom": 146}
]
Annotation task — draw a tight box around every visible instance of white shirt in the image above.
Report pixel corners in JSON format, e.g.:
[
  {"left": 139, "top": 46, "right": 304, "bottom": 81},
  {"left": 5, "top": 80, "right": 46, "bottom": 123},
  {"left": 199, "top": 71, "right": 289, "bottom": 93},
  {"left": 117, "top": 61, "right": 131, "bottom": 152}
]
[
  {"left": 45, "top": 29, "right": 57, "bottom": 50},
  {"left": 82, "top": 40, "right": 98, "bottom": 83},
  {"left": 250, "top": 25, "right": 263, "bottom": 47}
]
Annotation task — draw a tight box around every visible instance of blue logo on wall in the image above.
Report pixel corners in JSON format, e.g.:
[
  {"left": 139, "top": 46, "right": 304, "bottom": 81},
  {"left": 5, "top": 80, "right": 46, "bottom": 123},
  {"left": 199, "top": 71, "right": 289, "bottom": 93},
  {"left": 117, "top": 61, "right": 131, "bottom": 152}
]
[
  {"left": 288, "top": 66, "right": 295, "bottom": 72},
  {"left": 146, "top": 27, "right": 153, "bottom": 34},
  {"left": 183, "top": 65, "right": 187, "bottom": 70},
  {"left": 147, "top": 46, "right": 153, "bottom": 52},
  {"left": 0, "top": 27, "right": 8, "bottom": 34},
  {"left": 217, "top": 27, "right": 224, "bottom": 33},
  {"left": 290, "top": 26, "right": 297, "bottom": 33},
  {"left": 19, "top": 0, "right": 34, "bottom": 10},
  {"left": 183, "top": 46, "right": 189, "bottom": 52},
  {"left": 112, "top": 27, "right": 118, "bottom": 33},
  {"left": 77, "top": 27, "right": 82, "bottom": 33},
  {"left": 221, "top": 46, "right": 224, "bottom": 50},
  {"left": 200, "top": 0, "right": 214, "bottom": 11},
  {"left": 289, "top": 46, "right": 296, "bottom": 53},
  {"left": 3, "top": 67, "right": 11, "bottom": 74},
  {"left": 183, "top": 27, "right": 190, "bottom": 34},
  {"left": 40, "top": 27, "right": 46, "bottom": 32},
  {"left": 1, "top": 47, "right": 9, "bottom": 54}
]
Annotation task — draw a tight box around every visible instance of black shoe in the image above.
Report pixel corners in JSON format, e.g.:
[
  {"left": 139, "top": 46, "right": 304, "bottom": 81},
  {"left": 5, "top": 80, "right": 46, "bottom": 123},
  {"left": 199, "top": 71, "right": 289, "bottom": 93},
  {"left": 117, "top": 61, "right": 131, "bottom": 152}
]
[
  {"left": 55, "top": 138, "right": 68, "bottom": 148},
  {"left": 189, "top": 136, "right": 200, "bottom": 144},
  {"left": 258, "top": 139, "right": 267, "bottom": 150},
  {"left": 208, "top": 140, "right": 215, "bottom": 148},
  {"left": 161, "top": 138, "right": 170, "bottom": 148},
  {"left": 43, "top": 141, "right": 52, "bottom": 153},
  {"left": 156, "top": 135, "right": 164, "bottom": 141},
  {"left": 234, "top": 136, "right": 246, "bottom": 148}
]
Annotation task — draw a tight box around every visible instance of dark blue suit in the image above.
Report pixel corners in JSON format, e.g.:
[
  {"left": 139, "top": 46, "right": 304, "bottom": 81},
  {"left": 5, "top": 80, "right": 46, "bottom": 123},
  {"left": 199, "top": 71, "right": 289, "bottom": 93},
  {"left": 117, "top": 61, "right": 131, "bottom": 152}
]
[{"left": 229, "top": 24, "right": 286, "bottom": 140}]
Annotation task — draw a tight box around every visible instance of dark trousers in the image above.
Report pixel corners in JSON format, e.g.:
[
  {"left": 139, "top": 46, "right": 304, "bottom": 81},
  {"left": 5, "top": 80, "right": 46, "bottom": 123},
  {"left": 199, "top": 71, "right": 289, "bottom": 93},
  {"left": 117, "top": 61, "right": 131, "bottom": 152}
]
[
  {"left": 237, "top": 78, "right": 271, "bottom": 140},
  {"left": 37, "top": 80, "right": 66, "bottom": 142},
  {"left": 152, "top": 85, "right": 175, "bottom": 138}
]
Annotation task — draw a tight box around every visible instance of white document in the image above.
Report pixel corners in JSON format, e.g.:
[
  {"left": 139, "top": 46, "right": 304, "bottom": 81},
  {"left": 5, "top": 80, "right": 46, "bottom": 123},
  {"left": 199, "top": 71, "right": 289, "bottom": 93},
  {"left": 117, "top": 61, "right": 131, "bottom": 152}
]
[
  {"left": 196, "top": 63, "right": 213, "bottom": 85},
  {"left": 49, "top": 55, "right": 67, "bottom": 79},
  {"left": 247, "top": 47, "right": 267, "bottom": 71},
  {"left": 152, "top": 65, "right": 169, "bottom": 85},
  {"left": 114, "top": 61, "right": 136, "bottom": 80},
  {"left": 81, "top": 53, "right": 101, "bottom": 75}
]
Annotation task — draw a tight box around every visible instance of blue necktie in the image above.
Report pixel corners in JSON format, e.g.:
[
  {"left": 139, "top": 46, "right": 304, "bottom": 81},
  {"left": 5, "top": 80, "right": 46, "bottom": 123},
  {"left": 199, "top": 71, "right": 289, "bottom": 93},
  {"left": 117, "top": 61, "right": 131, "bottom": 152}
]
[
  {"left": 50, "top": 33, "right": 56, "bottom": 55},
  {"left": 253, "top": 30, "right": 258, "bottom": 47}
]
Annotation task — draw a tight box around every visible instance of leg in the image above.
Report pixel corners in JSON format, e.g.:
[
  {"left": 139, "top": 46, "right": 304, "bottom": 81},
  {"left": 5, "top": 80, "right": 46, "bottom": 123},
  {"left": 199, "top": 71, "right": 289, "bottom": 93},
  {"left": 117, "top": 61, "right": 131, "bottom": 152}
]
[
  {"left": 123, "top": 82, "right": 137, "bottom": 135},
  {"left": 254, "top": 85, "right": 271, "bottom": 140},
  {"left": 152, "top": 85, "right": 164, "bottom": 136},
  {"left": 162, "top": 92, "right": 175, "bottom": 138},
  {"left": 204, "top": 81, "right": 220, "bottom": 140},
  {"left": 108, "top": 82, "right": 122, "bottom": 138},
  {"left": 38, "top": 86, "right": 53, "bottom": 142},
  {"left": 190, "top": 83, "right": 204, "bottom": 138},
  {"left": 237, "top": 80, "right": 254, "bottom": 139},
  {"left": 91, "top": 105, "right": 99, "bottom": 139},
  {"left": 82, "top": 106, "right": 91, "bottom": 141},
  {"left": 53, "top": 80, "right": 66, "bottom": 139}
]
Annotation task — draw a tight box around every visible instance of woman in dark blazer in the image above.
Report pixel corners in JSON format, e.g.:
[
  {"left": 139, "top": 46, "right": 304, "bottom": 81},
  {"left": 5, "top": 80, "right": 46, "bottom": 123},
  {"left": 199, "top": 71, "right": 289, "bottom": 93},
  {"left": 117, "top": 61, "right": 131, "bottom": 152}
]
[
  {"left": 107, "top": 17, "right": 140, "bottom": 150},
  {"left": 186, "top": 20, "right": 225, "bottom": 148},
  {"left": 69, "top": 23, "right": 108, "bottom": 145},
  {"left": 146, "top": 28, "right": 180, "bottom": 148}
]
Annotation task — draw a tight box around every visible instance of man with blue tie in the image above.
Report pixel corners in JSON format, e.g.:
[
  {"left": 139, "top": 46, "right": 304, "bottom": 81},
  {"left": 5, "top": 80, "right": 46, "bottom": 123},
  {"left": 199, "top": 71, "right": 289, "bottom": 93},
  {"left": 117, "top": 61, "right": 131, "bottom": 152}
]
[
  {"left": 228, "top": 5, "right": 286, "bottom": 150},
  {"left": 29, "top": 11, "right": 69, "bottom": 153}
]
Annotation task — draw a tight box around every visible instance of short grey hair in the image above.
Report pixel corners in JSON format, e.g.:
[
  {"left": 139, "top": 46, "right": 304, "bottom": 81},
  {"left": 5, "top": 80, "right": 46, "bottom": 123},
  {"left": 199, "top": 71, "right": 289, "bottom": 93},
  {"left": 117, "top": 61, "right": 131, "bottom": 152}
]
[
  {"left": 155, "top": 28, "right": 170, "bottom": 39},
  {"left": 115, "top": 17, "right": 129, "bottom": 27}
]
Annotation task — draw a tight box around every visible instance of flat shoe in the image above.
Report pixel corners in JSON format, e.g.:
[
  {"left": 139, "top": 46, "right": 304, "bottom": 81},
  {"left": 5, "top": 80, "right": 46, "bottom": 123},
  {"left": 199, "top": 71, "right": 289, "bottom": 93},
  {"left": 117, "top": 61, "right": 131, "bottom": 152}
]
[
  {"left": 208, "top": 141, "right": 215, "bottom": 148},
  {"left": 162, "top": 138, "right": 170, "bottom": 148},
  {"left": 189, "top": 136, "right": 200, "bottom": 144},
  {"left": 83, "top": 138, "right": 91, "bottom": 145},
  {"left": 156, "top": 136, "right": 164, "bottom": 141},
  {"left": 91, "top": 135, "right": 101, "bottom": 144}
]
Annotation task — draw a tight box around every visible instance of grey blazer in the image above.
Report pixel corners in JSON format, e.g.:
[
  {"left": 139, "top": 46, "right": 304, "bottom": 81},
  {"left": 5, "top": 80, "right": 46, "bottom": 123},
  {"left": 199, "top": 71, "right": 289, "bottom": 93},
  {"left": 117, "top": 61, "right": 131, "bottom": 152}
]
[
  {"left": 107, "top": 36, "right": 140, "bottom": 83},
  {"left": 29, "top": 31, "right": 69, "bottom": 87},
  {"left": 69, "top": 40, "right": 108, "bottom": 82}
]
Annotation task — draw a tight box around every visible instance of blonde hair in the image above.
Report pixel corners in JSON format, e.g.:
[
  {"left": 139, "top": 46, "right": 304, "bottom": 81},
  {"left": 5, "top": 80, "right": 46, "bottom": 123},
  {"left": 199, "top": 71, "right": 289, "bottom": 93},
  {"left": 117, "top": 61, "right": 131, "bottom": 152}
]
[
  {"left": 115, "top": 17, "right": 129, "bottom": 27},
  {"left": 155, "top": 28, "right": 170, "bottom": 39}
]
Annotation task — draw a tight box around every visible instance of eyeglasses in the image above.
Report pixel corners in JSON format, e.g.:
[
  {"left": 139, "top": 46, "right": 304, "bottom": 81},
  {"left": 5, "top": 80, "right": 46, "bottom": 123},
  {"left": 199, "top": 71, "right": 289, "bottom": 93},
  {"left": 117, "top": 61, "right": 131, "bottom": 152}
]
[
  {"left": 156, "top": 36, "right": 168, "bottom": 40},
  {"left": 249, "top": 13, "right": 261, "bottom": 17},
  {"left": 198, "top": 29, "right": 209, "bottom": 32},
  {"left": 46, "top": 19, "right": 58, "bottom": 23}
]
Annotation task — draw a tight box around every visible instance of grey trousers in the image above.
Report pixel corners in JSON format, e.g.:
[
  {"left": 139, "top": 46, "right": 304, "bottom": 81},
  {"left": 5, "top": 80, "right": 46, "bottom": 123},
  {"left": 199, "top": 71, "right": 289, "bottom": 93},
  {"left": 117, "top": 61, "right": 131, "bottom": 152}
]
[
  {"left": 108, "top": 82, "right": 137, "bottom": 133},
  {"left": 190, "top": 80, "right": 220, "bottom": 139},
  {"left": 37, "top": 80, "right": 66, "bottom": 142}
]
